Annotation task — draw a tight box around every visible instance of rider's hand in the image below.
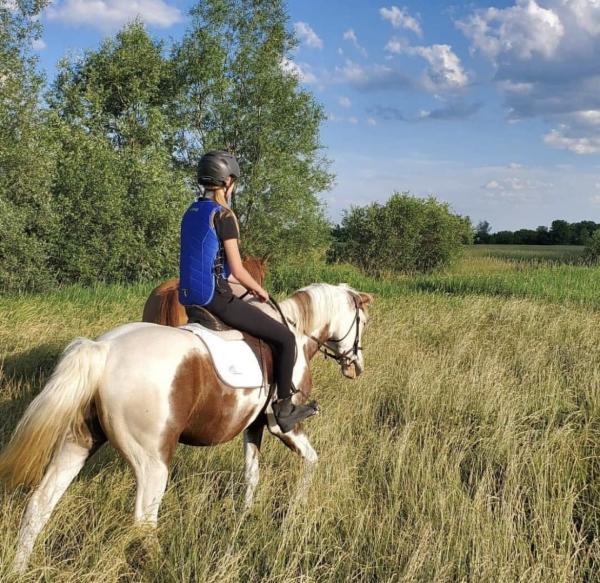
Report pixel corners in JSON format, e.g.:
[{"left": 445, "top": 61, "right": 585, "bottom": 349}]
[{"left": 252, "top": 287, "right": 269, "bottom": 303}]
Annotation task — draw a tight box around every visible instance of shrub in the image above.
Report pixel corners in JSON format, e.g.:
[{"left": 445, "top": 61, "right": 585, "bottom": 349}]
[
  {"left": 583, "top": 230, "right": 600, "bottom": 264},
  {"left": 330, "top": 192, "right": 473, "bottom": 275}
]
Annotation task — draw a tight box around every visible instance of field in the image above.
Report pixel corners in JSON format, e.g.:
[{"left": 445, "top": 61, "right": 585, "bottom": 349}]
[{"left": 1, "top": 246, "right": 599, "bottom": 582}]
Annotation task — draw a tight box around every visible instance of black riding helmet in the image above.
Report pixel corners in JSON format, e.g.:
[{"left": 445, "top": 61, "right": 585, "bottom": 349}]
[{"left": 197, "top": 150, "right": 241, "bottom": 187}]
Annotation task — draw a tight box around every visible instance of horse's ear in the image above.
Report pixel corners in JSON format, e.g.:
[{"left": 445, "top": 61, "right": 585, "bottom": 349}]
[
  {"left": 357, "top": 292, "right": 374, "bottom": 307},
  {"left": 260, "top": 252, "right": 272, "bottom": 265}
]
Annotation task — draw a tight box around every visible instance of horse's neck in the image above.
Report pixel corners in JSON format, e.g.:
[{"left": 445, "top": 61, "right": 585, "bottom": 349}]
[{"left": 279, "top": 291, "right": 332, "bottom": 360}]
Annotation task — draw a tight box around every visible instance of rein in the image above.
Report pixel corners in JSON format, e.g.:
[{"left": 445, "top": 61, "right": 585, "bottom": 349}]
[{"left": 268, "top": 295, "right": 362, "bottom": 367}]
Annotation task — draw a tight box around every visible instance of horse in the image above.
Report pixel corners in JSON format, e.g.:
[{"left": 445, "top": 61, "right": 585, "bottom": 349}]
[
  {"left": 141, "top": 256, "right": 268, "bottom": 327},
  {"left": 0, "top": 282, "right": 373, "bottom": 573}
]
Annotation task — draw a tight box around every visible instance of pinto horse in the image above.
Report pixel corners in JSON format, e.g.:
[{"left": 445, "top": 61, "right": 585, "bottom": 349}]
[
  {"left": 141, "top": 256, "right": 268, "bottom": 327},
  {"left": 0, "top": 283, "right": 372, "bottom": 573}
]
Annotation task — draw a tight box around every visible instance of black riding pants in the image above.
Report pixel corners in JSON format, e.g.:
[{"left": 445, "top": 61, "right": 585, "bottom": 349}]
[{"left": 189, "top": 289, "right": 296, "bottom": 399}]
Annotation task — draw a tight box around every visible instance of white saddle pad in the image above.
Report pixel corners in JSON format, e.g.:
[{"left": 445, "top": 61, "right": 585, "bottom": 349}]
[{"left": 180, "top": 323, "right": 264, "bottom": 389}]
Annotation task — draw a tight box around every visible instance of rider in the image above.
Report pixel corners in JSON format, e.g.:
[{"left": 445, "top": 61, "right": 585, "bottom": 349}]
[{"left": 179, "top": 150, "right": 318, "bottom": 433}]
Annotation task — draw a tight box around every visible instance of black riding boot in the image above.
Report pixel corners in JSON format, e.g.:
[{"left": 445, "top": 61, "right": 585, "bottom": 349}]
[{"left": 272, "top": 397, "right": 319, "bottom": 433}]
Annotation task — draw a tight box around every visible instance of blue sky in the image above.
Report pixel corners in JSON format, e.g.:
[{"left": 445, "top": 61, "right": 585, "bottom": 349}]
[{"left": 32, "top": 0, "right": 600, "bottom": 231}]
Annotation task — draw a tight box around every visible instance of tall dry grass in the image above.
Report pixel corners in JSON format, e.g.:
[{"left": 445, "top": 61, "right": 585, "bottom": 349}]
[{"left": 0, "top": 279, "right": 599, "bottom": 581}]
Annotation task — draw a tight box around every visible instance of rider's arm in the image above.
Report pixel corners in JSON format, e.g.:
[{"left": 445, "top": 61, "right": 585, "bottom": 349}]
[{"left": 223, "top": 238, "right": 269, "bottom": 301}]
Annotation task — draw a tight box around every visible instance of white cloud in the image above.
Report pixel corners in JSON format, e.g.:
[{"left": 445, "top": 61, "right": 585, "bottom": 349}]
[
  {"left": 569, "top": 0, "right": 600, "bottom": 36},
  {"left": 385, "top": 36, "right": 408, "bottom": 54},
  {"left": 482, "top": 175, "right": 552, "bottom": 201},
  {"left": 367, "top": 117, "right": 377, "bottom": 126},
  {"left": 380, "top": 6, "right": 422, "bottom": 36},
  {"left": 338, "top": 96, "right": 352, "bottom": 108},
  {"left": 343, "top": 28, "right": 368, "bottom": 57},
  {"left": 327, "top": 113, "right": 366, "bottom": 125},
  {"left": 412, "top": 44, "right": 468, "bottom": 90},
  {"left": 334, "top": 59, "right": 412, "bottom": 91},
  {"left": 386, "top": 41, "right": 468, "bottom": 91},
  {"left": 280, "top": 58, "right": 318, "bottom": 84},
  {"left": 32, "top": 38, "right": 46, "bottom": 50},
  {"left": 47, "top": 0, "right": 181, "bottom": 32},
  {"left": 457, "top": 0, "right": 564, "bottom": 60},
  {"left": 458, "top": 0, "right": 600, "bottom": 154},
  {"left": 294, "top": 21, "right": 323, "bottom": 49},
  {"left": 544, "top": 126, "right": 600, "bottom": 154}
]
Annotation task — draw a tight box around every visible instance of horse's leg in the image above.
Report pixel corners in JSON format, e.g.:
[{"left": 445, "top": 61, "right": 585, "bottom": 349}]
[
  {"left": 266, "top": 415, "right": 318, "bottom": 502},
  {"left": 13, "top": 437, "right": 100, "bottom": 573},
  {"left": 129, "top": 452, "right": 170, "bottom": 526},
  {"left": 243, "top": 418, "right": 265, "bottom": 509}
]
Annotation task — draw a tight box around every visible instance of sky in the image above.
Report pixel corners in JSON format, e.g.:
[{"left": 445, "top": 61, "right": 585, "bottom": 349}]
[{"left": 28, "top": 0, "right": 600, "bottom": 231}]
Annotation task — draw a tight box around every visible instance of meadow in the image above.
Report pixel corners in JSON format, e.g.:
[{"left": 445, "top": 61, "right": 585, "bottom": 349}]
[{"left": 0, "top": 245, "right": 599, "bottom": 582}]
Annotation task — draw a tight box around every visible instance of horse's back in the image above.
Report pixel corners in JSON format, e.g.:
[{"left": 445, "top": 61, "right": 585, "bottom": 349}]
[{"left": 95, "top": 323, "right": 267, "bottom": 461}]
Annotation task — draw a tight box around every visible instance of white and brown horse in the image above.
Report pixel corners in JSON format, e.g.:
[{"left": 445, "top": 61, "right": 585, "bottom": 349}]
[{"left": 0, "top": 283, "right": 372, "bottom": 573}]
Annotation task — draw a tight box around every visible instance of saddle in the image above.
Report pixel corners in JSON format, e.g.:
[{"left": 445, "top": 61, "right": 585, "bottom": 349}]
[
  {"left": 185, "top": 305, "right": 235, "bottom": 333},
  {"left": 180, "top": 312, "right": 272, "bottom": 390}
]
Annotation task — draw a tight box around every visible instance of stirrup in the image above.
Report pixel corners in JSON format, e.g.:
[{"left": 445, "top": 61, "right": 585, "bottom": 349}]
[{"left": 272, "top": 398, "right": 319, "bottom": 433}]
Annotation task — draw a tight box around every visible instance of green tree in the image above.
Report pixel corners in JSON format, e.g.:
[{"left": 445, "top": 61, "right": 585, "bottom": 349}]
[
  {"left": 584, "top": 230, "right": 600, "bottom": 264},
  {"left": 550, "top": 220, "right": 572, "bottom": 245},
  {"left": 475, "top": 220, "right": 491, "bottom": 244},
  {"left": 0, "top": 0, "right": 57, "bottom": 290},
  {"left": 174, "top": 0, "right": 333, "bottom": 261},
  {"left": 331, "top": 192, "right": 472, "bottom": 274},
  {"left": 47, "top": 23, "right": 189, "bottom": 283}
]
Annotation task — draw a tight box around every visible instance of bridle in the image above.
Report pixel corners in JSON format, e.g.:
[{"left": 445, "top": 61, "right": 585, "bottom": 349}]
[{"left": 269, "top": 295, "right": 363, "bottom": 368}]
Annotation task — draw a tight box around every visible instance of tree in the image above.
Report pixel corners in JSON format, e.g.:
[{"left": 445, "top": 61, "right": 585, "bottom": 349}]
[
  {"left": 550, "top": 220, "right": 572, "bottom": 245},
  {"left": 584, "top": 230, "right": 600, "bottom": 264},
  {"left": 47, "top": 23, "right": 189, "bottom": 283},
  {"left": 0, "top": 0, "right": 57, "bottom": 290},
  {"left": 173, "top": 0, "right": 333, "bottom": 262},
  {"left": 475, "top": 220, "right": 491, "bottom": 244},
  {"left": 330, "top": 192, "right": 472, "bottom": 274}
]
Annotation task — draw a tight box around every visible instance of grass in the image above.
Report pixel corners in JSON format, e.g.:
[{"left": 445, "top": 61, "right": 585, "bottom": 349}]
[
  {"left": 468, "top": 244, "right": 584, "bottom": 264},
  {"left": 1, "top": 249, "right": 599, "bottom": 581}
]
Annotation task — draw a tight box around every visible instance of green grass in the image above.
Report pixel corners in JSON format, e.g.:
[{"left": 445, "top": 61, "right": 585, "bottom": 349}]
[
  {"left": 269, "top": 242, "right": 600, "bottom": 310},
  {"left": 1, "top": 252, "right": 600, "bottom": 581},
  {"left": 468, "top": 244, "right": 584, "bottom": 264}
]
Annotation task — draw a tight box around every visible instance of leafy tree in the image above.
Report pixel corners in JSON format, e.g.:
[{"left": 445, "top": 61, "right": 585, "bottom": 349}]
[
  {"left": 475, "top": 220, "right": 491, "bottom": 244},
  {"left": 584, "top": 230, "right": 600, "bottom": 264},
  {"left": 173, "top": 0, "right": 333, "bottom": 262},
  {"left": 550, "top": 220, "right": 571, "bottom": 245},
  {"left": 47, "top": 23, "right": 189, "bottom": 283},
  {"left": 0, "top": 0, "right": 57, "bottom": 290},
  {"left": 330, "top": 192, "right": 472, "bottom": 274}
]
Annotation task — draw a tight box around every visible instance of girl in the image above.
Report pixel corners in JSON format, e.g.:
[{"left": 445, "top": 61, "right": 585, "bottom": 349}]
[{"left": 179, "top": 150, "right": 318, "bottom": 433}]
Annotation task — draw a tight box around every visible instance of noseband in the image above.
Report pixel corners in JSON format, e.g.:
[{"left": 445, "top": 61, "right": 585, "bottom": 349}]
[{"left": 270, "top": 296, "right": 362, "bottom": 367}]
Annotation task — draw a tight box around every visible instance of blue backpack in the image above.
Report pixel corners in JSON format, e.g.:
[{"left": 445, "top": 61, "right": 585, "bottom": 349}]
[{"left": 179, "top": 199, "right": 231, "bottom": 306}]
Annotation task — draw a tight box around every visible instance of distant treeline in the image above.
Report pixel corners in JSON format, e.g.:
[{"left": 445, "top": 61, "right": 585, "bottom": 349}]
[{"left": 475, "top": 220, "right": 600, "bottom": 245}]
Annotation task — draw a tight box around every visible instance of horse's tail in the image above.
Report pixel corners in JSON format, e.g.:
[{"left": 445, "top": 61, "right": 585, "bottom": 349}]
[
  {"left": 0, "top": 338, "right": 109, "bottom": 489},
  {"left": 159, "top": 286, "right": 185, "bottom": 327}
]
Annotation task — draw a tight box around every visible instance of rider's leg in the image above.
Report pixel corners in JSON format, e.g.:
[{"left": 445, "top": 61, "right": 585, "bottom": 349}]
[
  {"left": 201, "top": 291, "right": 318, "bottom": 432},
  {"left": 202, "top": 291, "right": 296, "bottom": 397}
]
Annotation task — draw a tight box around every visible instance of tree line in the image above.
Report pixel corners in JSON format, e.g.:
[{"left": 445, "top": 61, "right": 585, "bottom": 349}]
[{"left": 475, "top": 220, "right": 600, "bottom": 246}]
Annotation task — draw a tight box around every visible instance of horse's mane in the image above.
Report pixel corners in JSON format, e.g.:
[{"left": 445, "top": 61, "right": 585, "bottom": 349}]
[{"left": 279, "top": 283, "right": 357, "bottom": 335}]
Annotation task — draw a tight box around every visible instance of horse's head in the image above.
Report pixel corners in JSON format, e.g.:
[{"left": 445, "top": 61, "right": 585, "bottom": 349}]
[
  {"left": 291, "top": 283, "right": 373, "bottom": 379},
  {"left": 328, "top": 284, "right": 373, "bottom": 378}
]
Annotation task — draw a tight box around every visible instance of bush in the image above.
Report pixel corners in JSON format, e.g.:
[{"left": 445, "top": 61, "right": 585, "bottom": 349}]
[
  {"left": 583, "top": 230, "right": 600, "bottom": 264},
  {"left": 330, "top": 192, "right": 473, "bottom": 275}
]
